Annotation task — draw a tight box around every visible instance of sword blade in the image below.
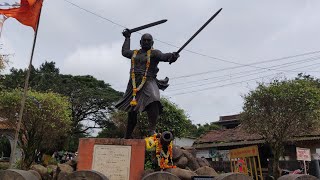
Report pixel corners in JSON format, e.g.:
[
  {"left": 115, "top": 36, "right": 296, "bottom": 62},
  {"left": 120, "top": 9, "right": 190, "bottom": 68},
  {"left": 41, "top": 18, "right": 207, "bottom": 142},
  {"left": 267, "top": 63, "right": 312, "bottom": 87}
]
[
  {"left": 129, "top": 19, "right": 167, "bottom": 33},
  {"left": 177, "top": 8, "right": 222, "bottom": 54}
]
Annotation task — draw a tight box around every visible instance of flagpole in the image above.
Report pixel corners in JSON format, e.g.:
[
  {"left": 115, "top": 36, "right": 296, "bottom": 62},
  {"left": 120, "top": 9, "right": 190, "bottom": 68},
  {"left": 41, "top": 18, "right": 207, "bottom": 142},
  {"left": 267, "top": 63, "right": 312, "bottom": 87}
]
[
  {"left": 0, "top": 22, "right": 3, "bottom": 39},
  {"left": 0, "top": 27, "right": 3, "bottom": 39},
  {"left": 0, "top": 16, "right": 6, "bottom": 39},
  {"left": 9, "top": 2, "right": 44, "bottom": 168}
]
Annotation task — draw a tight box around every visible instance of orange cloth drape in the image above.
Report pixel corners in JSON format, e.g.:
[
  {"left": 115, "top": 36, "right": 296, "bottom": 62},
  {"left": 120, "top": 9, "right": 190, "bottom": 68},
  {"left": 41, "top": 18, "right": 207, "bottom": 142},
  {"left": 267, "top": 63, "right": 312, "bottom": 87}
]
[
  {"left": 27, "top": 0, "right": 38, "bottom": 6},
  {"left": 0, "top": 0, "right": 43, "bottom": 31}
]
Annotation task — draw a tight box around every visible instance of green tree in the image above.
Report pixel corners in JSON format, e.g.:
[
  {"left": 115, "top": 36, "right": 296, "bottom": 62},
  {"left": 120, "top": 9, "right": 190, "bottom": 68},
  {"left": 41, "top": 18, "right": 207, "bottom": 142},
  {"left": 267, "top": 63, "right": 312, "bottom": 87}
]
[
  {"left": 0, "top": 62, "right": 122, "bottom": 151},
  {"left": 0, "top": 90, "right": 72, "bottom": 168},
  {"left": 98, "top": 98, "right": 194, "bottom": 138},
  {"left": 240, "top": 78, "right": 320, "bottom": 179},
  {"left": 0, "top": 53, "right": 9, "bottom": 73},
  {"left": 0, "top": 56, "right": 5, "bottom": 71}
]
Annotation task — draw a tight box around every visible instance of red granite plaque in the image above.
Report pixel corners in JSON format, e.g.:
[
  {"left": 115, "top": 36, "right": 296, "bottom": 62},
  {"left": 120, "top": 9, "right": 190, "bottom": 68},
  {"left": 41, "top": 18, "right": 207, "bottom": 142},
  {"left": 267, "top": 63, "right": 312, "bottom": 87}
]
[{"left": 77, "top": 138, "right": 145, "bottom": 180}]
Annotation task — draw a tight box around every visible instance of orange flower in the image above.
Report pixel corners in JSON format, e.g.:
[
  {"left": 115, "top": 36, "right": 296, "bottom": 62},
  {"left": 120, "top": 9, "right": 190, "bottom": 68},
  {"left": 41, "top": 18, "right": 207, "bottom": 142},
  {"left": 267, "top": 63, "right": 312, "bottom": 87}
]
[
  {"left": 130, "top": 97, "right": 137, "bottom": 106},
  {"left": 130, "top": 49, "right": 151, "bottom": 101},
  {"left": 133, "top": 88, "right": 138, "bottom": 96}
]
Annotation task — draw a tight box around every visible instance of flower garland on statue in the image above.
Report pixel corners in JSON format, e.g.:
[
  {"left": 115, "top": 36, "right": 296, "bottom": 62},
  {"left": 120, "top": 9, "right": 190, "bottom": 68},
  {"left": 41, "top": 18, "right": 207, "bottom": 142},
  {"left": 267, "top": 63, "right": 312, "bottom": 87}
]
[
  {"left": 145, "top": 133, "right": 176, "bottom": 169},
  {"left": 130, "top": 49, "right": 151, "bottom": 106}
]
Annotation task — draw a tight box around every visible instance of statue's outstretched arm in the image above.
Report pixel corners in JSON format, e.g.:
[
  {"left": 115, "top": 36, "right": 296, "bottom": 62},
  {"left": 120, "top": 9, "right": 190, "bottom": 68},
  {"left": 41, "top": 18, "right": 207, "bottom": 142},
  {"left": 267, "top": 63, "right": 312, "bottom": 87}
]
[{"left": 154, "top": 50, "right": 179, "bottom": 63}]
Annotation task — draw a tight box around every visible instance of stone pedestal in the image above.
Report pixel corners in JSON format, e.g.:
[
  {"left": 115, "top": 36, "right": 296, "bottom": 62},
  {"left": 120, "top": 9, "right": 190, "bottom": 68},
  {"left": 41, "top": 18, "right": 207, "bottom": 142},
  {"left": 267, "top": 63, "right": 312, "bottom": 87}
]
[
  {"left": 63, "top": 170, "right": 109, "bottom": 180},
  {"left": 0, "top": 169, "right": 38, "bottom": 180},
  {"left": 214, "top": 173, "right": 252, "bottom": 180},
  {"left": 142, "top": 171, "right": 180, "bottom": 180},
  {"left": 77, "top": 138, "right": 145, "bottom": 180},
  {"left": 278, "top": 174, "right": 318, "bottom": 180}
]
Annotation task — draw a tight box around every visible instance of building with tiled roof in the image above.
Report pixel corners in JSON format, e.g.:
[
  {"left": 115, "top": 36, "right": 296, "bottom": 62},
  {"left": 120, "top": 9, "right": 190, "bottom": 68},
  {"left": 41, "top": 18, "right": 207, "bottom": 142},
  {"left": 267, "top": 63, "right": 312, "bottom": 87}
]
[
  {"left": 192, "top": 114, "right": 320, "bottom": 176},
  {"left": 194, "top": 126, "right": 263, "bottom": 148}
]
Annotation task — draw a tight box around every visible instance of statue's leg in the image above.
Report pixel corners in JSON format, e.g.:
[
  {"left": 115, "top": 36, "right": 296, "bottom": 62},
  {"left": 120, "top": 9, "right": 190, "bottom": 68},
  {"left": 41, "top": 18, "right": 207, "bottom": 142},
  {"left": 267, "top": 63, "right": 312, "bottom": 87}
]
[
  {"left": 146, "top": 102, "right": 159, "bottom": 136},
  {"left": 124, "top": 111, "right": 137, "bottom": 139}
]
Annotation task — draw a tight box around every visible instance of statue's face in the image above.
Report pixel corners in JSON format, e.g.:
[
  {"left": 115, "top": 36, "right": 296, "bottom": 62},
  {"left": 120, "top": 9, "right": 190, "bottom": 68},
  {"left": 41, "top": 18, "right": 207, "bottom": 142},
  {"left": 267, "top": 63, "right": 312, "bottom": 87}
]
[{"left": 140, "top": 34, "right": 154, "bottom": 50}]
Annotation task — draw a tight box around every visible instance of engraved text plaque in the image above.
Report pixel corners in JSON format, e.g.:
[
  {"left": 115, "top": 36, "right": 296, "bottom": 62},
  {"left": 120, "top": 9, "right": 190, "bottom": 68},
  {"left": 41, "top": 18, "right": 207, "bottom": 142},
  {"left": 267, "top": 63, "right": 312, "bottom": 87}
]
[{"left": 92, "top": 145, "right": 131, "bottom": 180}]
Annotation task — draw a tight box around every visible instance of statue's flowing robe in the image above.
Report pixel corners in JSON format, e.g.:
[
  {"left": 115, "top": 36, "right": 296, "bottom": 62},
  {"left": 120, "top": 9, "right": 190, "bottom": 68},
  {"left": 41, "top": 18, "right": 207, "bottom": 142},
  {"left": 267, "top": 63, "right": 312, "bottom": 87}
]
[{"left": 115, "top": 38, "right": 173, "bottom": 112}]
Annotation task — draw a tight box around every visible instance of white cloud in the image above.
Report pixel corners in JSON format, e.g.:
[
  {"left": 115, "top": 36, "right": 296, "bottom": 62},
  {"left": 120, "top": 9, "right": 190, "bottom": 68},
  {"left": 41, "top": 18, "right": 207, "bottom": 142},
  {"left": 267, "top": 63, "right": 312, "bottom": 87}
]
[
  {"left": 3, "top": 0, "right": 320, "bottom": 125},
  {"left": 60, "top": 42, "right": 130, "bottom": 90}
]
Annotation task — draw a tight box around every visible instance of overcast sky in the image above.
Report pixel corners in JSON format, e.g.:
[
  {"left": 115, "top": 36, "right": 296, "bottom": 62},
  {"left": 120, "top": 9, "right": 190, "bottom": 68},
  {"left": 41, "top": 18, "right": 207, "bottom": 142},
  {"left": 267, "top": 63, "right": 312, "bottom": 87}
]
[{"left": 1, "top": 0, "right": 320, "bottom": 125}]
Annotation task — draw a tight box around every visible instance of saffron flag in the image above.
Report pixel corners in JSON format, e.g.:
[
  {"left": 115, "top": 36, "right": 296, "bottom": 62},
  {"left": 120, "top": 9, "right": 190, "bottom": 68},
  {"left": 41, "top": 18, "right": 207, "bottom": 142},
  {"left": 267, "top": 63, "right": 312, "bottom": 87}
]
[
  {"left": 27, "top": 0, "right": 37, "bottom": 6},
  {"left": 0, "top": 0, "right": 43, "bottom": 31}
]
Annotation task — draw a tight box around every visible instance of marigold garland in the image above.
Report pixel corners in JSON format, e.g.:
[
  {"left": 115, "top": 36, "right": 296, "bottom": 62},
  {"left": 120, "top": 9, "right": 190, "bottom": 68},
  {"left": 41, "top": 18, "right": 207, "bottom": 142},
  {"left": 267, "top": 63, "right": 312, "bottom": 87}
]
[
  {"left": 145, "top": 136, "right": 156, "bottom": 151},
  {"left": 145, "top": 133, "right": 176, "bottom": 169},
  {"left": 130, "top": 49, "right": 151, "bottom": 106}
]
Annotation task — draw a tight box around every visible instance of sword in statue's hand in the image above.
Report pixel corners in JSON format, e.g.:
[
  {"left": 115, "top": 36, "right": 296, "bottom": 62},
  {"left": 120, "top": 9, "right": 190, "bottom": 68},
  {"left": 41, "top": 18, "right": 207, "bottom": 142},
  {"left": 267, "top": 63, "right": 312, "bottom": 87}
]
[
  {"left": 122, "top": 19, "right": 168, "bottom": 37},
  {"left": 170, "top": 8, "right": 223, "bottom": 64}
]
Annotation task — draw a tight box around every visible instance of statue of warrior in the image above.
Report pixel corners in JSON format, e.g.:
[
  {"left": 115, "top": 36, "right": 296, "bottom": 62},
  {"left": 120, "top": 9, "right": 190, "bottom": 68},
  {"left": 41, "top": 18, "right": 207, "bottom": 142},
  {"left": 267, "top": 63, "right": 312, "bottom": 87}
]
[{"left": 115, "top": 29, "right": 179, "bottom": 139}]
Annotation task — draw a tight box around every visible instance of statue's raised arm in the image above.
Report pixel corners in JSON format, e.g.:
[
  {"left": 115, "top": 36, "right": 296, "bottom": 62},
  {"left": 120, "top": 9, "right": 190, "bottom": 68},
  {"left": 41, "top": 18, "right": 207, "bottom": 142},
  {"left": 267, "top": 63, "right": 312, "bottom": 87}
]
[{"left": 121, "top": 29, "right": 134, "bottom": 58}]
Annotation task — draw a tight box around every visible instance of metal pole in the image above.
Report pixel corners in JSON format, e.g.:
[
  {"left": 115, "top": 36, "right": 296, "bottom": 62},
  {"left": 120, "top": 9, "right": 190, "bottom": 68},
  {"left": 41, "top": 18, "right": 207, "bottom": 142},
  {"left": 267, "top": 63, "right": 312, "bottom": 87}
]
[
  {"left": 248, "top": 157, "right": 253, "bottom": 177},
  {"left": 0, "top": 15, "right": 6, "bottom": 39},
  {"left": 9, "top": 2, "right": 43, "bottom": 168},
  {"left": 230, "top": 159, "right": 234, "bottom": 172},
  {"left": 257, "top": 152, "right": 263, "bottom": 180},
  {"left": 253, "top": 157, "right": 258, "bottom": 180},
  {"left": 244, "top": 157, "right": 249, "bottom": 175},
  {"left": 304, "top": 160, "right": 307, "bottom": 174}
]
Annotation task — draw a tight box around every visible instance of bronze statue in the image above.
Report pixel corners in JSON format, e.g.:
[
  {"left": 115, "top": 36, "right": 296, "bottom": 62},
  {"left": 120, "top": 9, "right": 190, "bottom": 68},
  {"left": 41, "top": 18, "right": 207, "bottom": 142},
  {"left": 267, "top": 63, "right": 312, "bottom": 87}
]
[
  {"left": 116, "top": 8, "right": 222, "bottom": 138},
  {"left": 115, "top": 29, "right": 179, "bottom": 139}
]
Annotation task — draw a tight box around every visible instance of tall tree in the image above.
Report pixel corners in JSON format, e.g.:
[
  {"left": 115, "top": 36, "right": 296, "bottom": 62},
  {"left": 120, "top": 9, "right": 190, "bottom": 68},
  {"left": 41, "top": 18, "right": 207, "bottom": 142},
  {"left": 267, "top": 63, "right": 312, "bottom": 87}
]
[
  {"left": 98, "top": 98, "right": 195, "bottom": 138},
  {"left": 0, "top": 52, "right": 9, "bottom": 73},
  {"left": 240, "top": 78, "right": 320, "bottom": 179},
  {"left": 0, "top": 90, "right": 71, "bottom": 168},
  {"left": 0, "top": 55, "right": 5, "bottom": 71},
  {"left": 0, "top": 61, "right": 123, "bottom": 151}
]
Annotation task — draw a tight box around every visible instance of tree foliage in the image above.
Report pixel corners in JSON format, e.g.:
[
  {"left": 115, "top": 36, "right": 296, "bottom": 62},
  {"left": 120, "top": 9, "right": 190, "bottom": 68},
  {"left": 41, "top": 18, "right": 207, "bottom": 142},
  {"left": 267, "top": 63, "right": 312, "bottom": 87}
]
[
  {"left": 0, "top": 90, "right": 71, "bottom": 168},
  {"left": 0, "top": 53, "right": 9, "bottom": 73},
  {"left": 98, "top": 98, "right": 196, "bottom": 138},
  {"left": 0, "top": 56, "right": 5, "bottom": 71},
  {"left": 0, "top": 44, "right": 10, "bottom": 73},
  {"left": 240, "top": 78, "right": 320, "bottom": 178},
  {"left": 0, "top": 61, "right": 123, "bottom": 151}
]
